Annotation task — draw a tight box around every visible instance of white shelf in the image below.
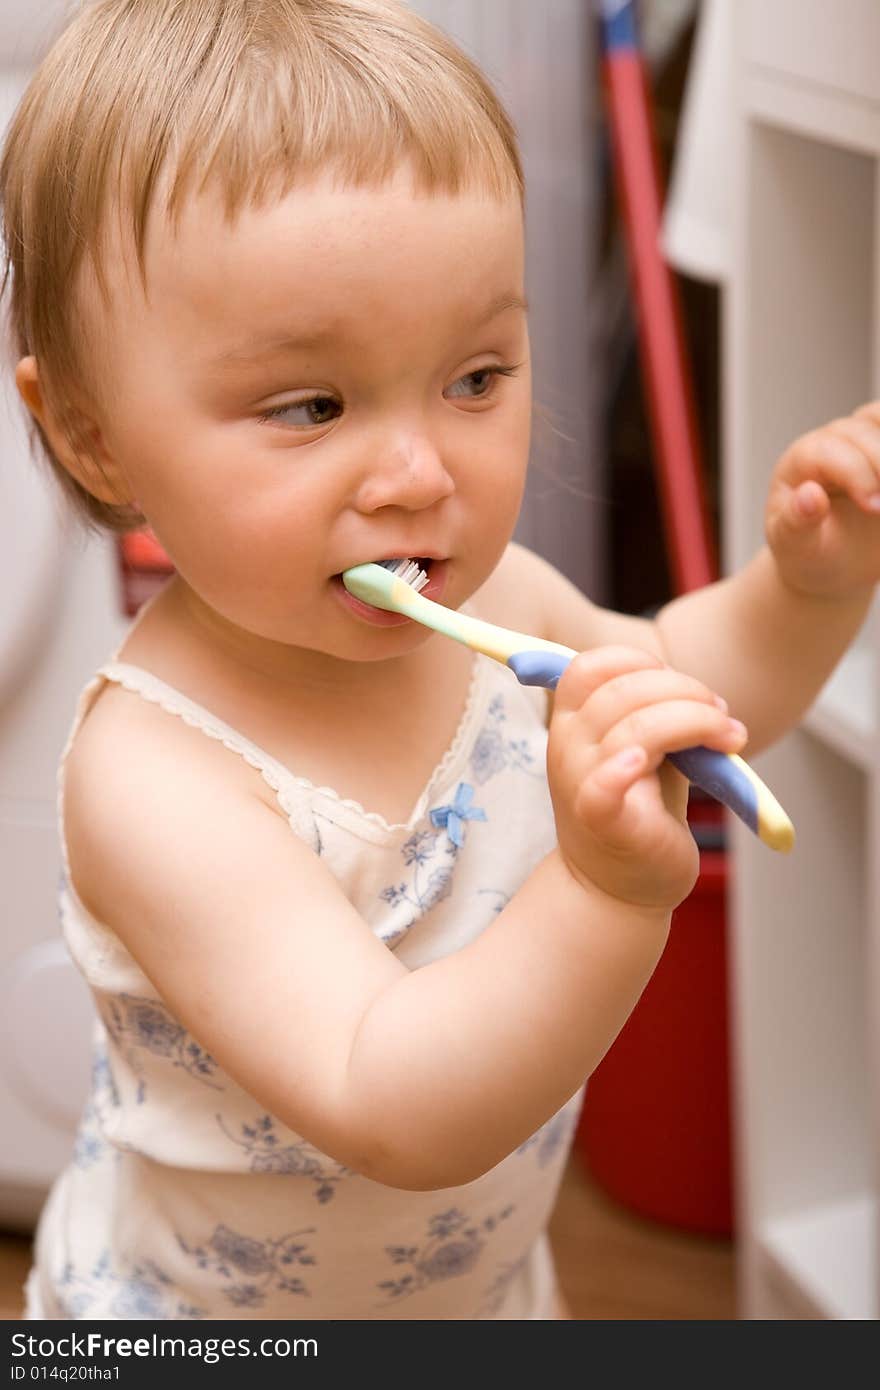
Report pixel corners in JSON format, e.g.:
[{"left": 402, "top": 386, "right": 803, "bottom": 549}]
[
  {"left": 761, "top": 1194, "right": 878, "bottom": 1320},
  {"left": 726, "top": 0, "right": 880, "bottom": 1322},
  {"left": 742, "top": 0, "right": 880, "bottom": 108},
  {"left": 745, "top": 68, "right": 880, "bottom": 158},
  {"left": 804, "top": 644, "right": 876, "bottom": 771}
]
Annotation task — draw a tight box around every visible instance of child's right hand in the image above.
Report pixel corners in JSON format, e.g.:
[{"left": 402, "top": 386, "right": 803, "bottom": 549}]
[{"left": 547, "top": 646, "right": 748, "bottom": 909}]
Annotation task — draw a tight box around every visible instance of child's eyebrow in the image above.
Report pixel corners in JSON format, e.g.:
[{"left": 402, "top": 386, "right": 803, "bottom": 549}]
[{"left": 206, "top": 294, "right": 528, "bottom": 371}]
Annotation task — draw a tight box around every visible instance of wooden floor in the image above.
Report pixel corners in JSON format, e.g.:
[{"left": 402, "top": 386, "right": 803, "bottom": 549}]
[
  {"left": 549, "top": 1155, "right": 736, "bottom": 1319},
  {"left": 0, "top": 1156, "right": 736, "bottom": 1321}
]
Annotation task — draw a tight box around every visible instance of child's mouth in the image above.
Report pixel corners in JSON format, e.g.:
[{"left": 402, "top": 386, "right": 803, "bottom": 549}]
[{"left": 333, "top": 557, "right": 447, "bottom": 625}]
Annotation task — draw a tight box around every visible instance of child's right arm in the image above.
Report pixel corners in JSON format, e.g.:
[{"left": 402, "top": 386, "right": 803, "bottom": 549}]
[{"left": 65, "top": 648, "right": 743, "bottom": 1191}]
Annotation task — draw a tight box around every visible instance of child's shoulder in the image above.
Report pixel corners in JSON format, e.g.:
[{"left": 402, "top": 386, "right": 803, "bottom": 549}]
[
  {"left": 472, "top": 542, "right": 593, "bottom": 646},
  {"left": 475, "top": 543, "right": 663, "bottom": 657},
  {"left": 471, "top": 542, "right": 564, "bottom": 635},
  {"left": 66, "top": 663, "right": 280, "bottom": 815},
  {"left": 62, "top": 674, "right": 281, "bottom": 924}
]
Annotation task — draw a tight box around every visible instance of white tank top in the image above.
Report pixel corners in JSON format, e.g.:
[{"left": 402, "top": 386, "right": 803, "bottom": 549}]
[{"left": 26, "top": 644, "right": 582, "bottom": 1320}]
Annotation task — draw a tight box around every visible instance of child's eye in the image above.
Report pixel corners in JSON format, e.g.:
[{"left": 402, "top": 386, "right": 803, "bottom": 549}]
[
  {"left": 445, "top": 364, "right": 519, "bottom": 401},
  {"left": 259, "top": 395, "right": 342, "bottom": 428}
]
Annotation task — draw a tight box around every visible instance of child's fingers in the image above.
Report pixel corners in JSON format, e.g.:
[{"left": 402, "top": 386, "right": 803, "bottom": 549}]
[
  {"left": 553, "top": 646, "right": 663, "bottom": 715},
  {"left": 576, "top": 745, "right": 648, "bottom": 825},
  {"left": 596, "top": 700, "right": 747, "bottom": 766},
  {"left": 782, "top": 420, "right": 880, "bottom": 508},
  {"left": 787, "top": 479, "right": 831, "bottom": 527},
  {"left": 574, "top": 666, "right": 728, "bottom": 742},
  {"left": 852, "top": 400, "right": 880, "bottom": 431},
  {"left": 573, "top": 744, "right": 677, "bottom": 852},
  {"left": 824, "top": 417, "right": 880, "bottom": 504}
]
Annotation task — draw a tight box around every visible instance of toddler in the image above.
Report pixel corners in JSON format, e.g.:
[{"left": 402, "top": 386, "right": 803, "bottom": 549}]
[{"left": 3, "top": 0, "right": 880, "bottom": 1320}]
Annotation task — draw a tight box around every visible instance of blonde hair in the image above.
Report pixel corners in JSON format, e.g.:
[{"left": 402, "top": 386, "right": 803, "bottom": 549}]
[{"left": 0, "top": 0, "right": 524, "bottom": 532}]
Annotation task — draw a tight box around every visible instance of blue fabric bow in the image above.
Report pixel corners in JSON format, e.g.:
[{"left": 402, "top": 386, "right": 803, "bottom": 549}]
[{"left": 430, "top": 782, "right": 487, "bottom": 849}]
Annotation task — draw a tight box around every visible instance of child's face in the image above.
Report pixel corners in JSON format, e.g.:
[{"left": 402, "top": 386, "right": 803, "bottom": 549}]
[{"left": 92, "top": 166, "right": 531, "bottom": 664}]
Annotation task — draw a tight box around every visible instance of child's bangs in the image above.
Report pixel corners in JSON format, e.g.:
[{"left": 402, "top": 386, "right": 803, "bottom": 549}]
[
  {"left": 121, "top": 12, "right": 524, "bottom": 267},
  {"left": 164, "top": 61, "right": 520, "bottom": 238},
  {"left": 6, "top": 0, "right": 524, "bottom": 299}
]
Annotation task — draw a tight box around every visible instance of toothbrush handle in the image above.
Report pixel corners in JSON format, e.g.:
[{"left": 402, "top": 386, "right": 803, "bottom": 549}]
[
  {"left": 663, "top": 747, "right": 759, "bottom": 836},
  {"left": 506, "top": 649, "right": 787, "bottom": 848}
]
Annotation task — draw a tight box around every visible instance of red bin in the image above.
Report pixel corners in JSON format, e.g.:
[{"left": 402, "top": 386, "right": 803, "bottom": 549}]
[{"left": 575, "top": 841, "right": 733, "bottom": 1237}]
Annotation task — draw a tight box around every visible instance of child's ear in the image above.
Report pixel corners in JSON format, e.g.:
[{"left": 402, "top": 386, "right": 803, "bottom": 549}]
[{"left": 15, "top": 355, "right": 130, "bottom": 506}]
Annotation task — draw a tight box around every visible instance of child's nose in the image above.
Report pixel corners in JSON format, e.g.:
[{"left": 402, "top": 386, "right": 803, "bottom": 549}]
[{"left": 354, "top": 435, "right": 455, "bottom": 514}]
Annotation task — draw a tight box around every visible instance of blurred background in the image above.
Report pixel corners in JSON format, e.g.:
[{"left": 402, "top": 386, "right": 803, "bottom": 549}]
[{"left": 1, "top": 0, "right": 877, "bottom": 1320}]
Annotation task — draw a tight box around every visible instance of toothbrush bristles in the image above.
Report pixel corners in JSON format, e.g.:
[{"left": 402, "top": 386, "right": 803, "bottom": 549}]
[{"left": 378, "top": 558, "right": 430, "bottom": 593}]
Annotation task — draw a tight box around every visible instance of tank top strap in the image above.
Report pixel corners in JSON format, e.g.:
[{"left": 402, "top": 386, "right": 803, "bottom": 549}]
[{"left": 77, "top": 660, "right": 319, "bottom": 851}]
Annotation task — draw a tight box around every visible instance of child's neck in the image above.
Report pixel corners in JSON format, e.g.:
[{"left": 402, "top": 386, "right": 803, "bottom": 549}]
[
  {"left": 120, "top": 572, "right": 468, "bottom": 722},
  {"left": 140, "top": 575, "right": 413, "bottom": 683},
  {"left": 117, "top": 575, "right": 476, "bottom": 823}
]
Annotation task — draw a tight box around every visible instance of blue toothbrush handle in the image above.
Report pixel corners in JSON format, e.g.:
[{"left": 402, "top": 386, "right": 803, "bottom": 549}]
[
  {"left": 507, "top": 649, "right": 773, "bottom": 844},
  {"left": 663, "top": 747, "right": 759, "bottom": 836}
]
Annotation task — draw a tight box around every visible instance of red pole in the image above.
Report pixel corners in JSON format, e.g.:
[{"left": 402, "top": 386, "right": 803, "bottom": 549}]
[{"left": 600, "top": 10, "right": 716, "bottom": 593}]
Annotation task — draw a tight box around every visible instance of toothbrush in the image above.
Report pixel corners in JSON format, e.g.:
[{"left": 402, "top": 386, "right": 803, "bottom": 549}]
[{"left": 343, "top": 560, "right": 795, "bottom": 853}]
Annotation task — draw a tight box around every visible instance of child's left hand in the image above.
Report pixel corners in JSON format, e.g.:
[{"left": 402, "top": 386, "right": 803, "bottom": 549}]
[{"left": 765, "top": 401, "right": 880, "bottom": 600}]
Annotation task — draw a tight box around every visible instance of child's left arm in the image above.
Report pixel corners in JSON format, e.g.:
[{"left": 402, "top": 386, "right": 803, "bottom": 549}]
[
  {"left": 532, "top": 402, "right": 880, "bottom": 753},
  {"left": 653, "top": 401, "right": 880, "bottom": 750}
]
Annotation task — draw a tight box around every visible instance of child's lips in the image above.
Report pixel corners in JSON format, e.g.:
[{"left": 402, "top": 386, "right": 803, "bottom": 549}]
[
  {"left": 332, "top": 558, "right": 448, "bottom": 626},
  {"left": 333, "top": 575, "right": 410, "bottom": 626}
]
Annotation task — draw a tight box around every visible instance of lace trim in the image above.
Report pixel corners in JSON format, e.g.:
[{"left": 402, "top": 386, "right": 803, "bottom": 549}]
[
  {"left": 320, "top": 650, "right": 488, "bottom": 834},
  {"left": 94, "top": 654, "right": 490, "bottom": 837},
  {"left": 98, "top": 662, "right": 291, "bottom": 794}
]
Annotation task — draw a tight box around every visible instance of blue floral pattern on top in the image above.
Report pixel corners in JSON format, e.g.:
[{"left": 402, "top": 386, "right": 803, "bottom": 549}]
[
  {"left": 101, "top": 994, "right": 223, "bottom": 1100},
  {"left": 56, "top": 1250, "right": 207, "bottom": 1320},
  {"left": 479, "top": 1253, "right": 531, "bottom": 1317},
  {"left": 376, "top": 1204, "right": 514, "bottom": 1306},
  {"left": 72, "top": 1043, "right": 122, "bottom": 1170},
  {"left": 177, "top": 1224, "right": 318, "bottom": 1309},
  {"left": 216, "top": 1114, "right": 349, "bottom": 1202},
  {"left": 379, "top": 828, "right": 454, "bottom": 931},
  {"left": 377, "top": 783, "right": 488, "bottom": 940},
  {"left": 517, "top": 1104, "right": 580, "bottom": 1169},
  {"left": 471, "top": 694, "right": 542, "bottom": 785}
]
